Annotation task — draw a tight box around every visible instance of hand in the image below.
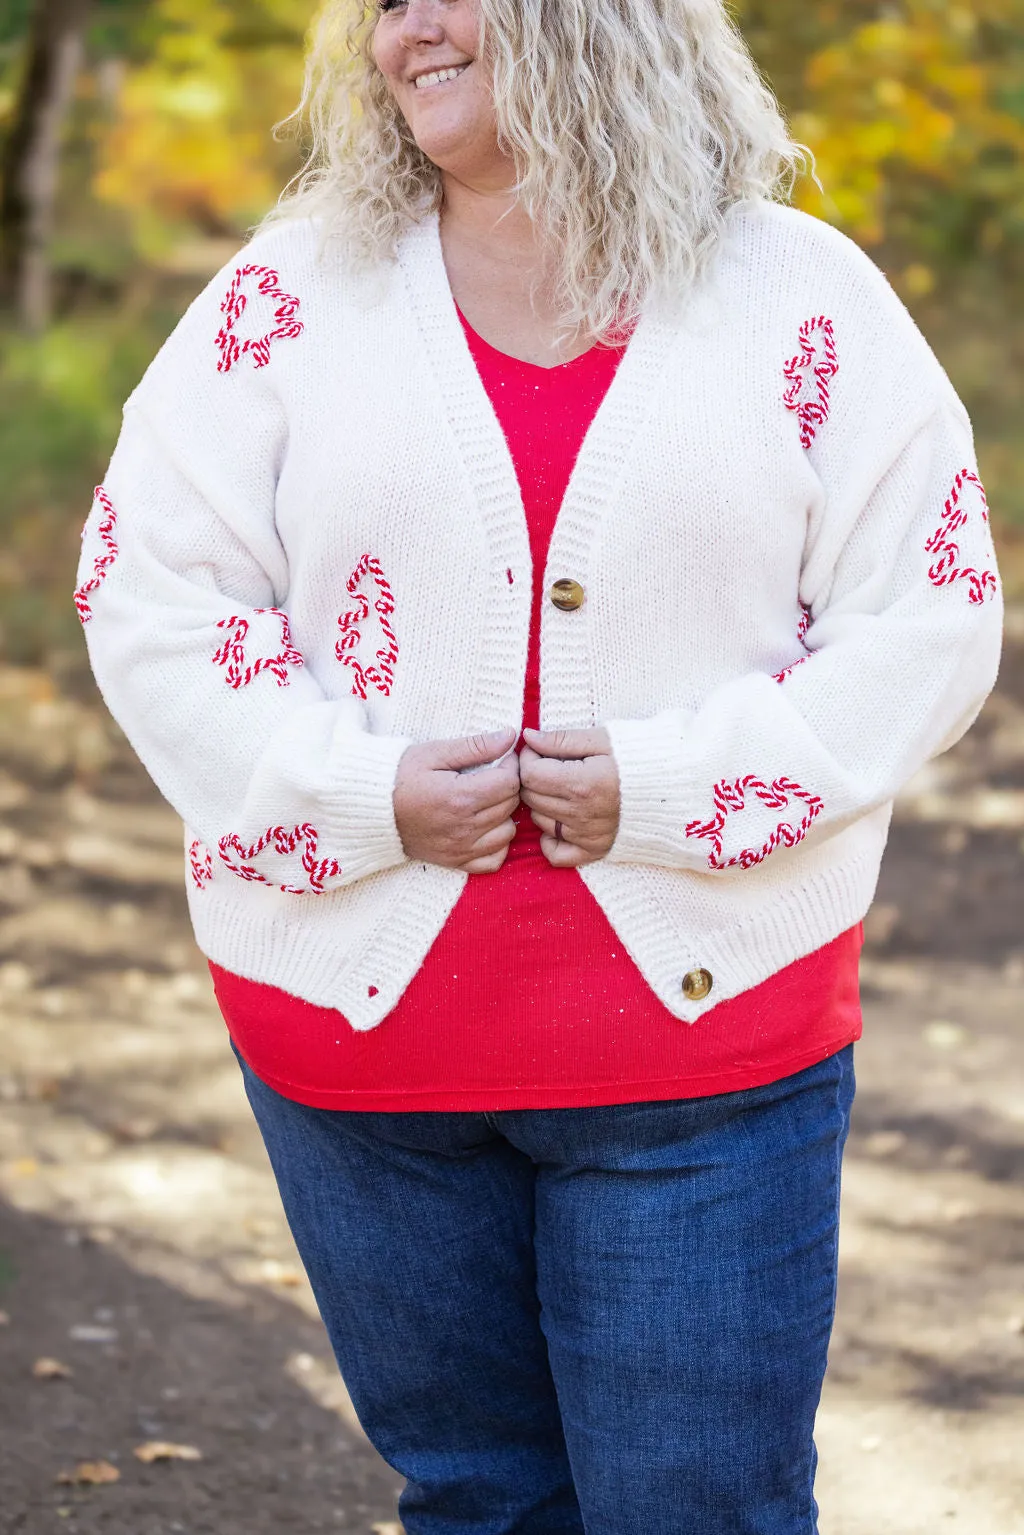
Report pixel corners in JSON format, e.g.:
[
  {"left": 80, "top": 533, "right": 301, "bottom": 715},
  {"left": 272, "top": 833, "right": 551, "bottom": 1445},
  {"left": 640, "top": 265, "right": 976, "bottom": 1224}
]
[
  {"left": 519, "top": 727, "right": 621, "bottom": 868},
  {"left": 394, "top": 729, "right": 521, "bottom": 874}
]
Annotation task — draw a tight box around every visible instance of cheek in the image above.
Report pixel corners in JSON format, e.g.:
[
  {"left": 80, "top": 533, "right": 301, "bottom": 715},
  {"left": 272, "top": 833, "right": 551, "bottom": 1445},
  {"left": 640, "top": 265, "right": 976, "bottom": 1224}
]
[{"left": 370, "top": 26, "right": 400, "bottom": 86}]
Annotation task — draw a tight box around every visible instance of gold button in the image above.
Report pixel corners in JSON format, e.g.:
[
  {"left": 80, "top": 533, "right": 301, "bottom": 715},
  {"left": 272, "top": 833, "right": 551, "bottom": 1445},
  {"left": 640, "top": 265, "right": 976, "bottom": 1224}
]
[
  {"left": 682, "top": 968, "right": 714, "bottom": 1002},
  {"left": 550, "top": 579, "right": 585, "bottom": 612}
]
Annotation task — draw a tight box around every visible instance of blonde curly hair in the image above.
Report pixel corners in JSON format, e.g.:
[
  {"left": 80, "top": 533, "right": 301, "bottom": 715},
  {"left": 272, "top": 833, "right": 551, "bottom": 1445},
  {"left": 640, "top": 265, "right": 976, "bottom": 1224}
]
[{"left": 264, "top": 0, "right": 804, "bottom": 338}]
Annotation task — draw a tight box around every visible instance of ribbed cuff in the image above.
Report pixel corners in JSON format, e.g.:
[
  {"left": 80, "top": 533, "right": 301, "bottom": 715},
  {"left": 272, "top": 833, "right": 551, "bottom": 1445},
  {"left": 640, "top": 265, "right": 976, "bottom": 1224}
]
[
  {"left": 604, "top": 710, "right": 701, "bottom": 868},
  {"left": 322, "top": 728, "right": 413, "bottom": 881}
]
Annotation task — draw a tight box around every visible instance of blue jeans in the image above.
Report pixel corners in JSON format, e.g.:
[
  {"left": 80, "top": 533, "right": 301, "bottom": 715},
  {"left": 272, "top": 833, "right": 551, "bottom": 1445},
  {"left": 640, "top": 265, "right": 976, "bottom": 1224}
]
[{"left": 237, "top": 1046, "right": 855, "bottom": 1535}]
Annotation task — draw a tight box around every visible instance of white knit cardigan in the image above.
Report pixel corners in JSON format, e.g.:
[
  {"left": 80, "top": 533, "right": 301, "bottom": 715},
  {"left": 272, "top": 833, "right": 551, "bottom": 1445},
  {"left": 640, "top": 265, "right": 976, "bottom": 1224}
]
[{"left": 77, "top": 201, "right": 1003, "bottom": 1030}]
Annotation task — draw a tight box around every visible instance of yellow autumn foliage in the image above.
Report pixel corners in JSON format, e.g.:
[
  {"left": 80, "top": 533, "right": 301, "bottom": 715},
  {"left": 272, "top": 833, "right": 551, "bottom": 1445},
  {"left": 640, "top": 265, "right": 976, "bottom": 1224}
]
[
  {"left": 92, "top": 0, "right": 311, "bottom": 257},
  {"left": 791, "top": 4, "right": 1024, "bottom": 243}
]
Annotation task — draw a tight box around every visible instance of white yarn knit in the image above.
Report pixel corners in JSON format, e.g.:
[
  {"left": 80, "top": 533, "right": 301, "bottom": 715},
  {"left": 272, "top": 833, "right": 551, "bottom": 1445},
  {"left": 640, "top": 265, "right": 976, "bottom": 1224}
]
[{"left": 76, "top": 201, "right": 1003, "bottom": 1030}]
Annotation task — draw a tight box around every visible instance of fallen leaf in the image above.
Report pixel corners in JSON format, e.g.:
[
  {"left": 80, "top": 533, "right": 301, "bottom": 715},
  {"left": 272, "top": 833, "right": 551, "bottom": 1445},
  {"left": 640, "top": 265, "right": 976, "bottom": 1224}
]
[
  {"left": 133, "top": 1441, "right": 203, "bottom": 1464},
  {"left": 33, "top": 1357, "right": 73, "bottom": 1379},
  {"left": 56, "top": 1460, "right": 121, "bottom": 1485},
  {"left": 258, "top": 1258, "right": 303, "bottom": 1288},
  {"left": 371, "top": 1525, "right": 404, "bottom": 1535}
]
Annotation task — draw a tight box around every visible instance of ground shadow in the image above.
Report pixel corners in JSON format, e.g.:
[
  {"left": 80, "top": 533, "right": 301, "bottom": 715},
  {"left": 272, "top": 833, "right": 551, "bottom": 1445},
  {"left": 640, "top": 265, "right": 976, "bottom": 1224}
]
[{"left": 0, "top": 1201, "right": 401, "bottom": 1535}]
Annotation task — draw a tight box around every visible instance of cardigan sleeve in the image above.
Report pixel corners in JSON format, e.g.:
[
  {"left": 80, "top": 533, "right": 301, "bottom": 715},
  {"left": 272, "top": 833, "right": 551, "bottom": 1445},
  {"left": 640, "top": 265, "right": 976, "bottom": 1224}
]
[
  {"left": 75, "top": 392, "right": 411, "bottom": 898},
  {"left": 604, "top": 386, "right": 1003, "bottom": 875}
]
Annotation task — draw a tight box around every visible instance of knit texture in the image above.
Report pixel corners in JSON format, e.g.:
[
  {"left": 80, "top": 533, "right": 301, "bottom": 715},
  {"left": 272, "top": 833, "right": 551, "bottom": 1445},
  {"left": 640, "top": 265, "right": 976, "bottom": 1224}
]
[{"left": 76, "top": 201, "right": 1003, "bottom": 1028}]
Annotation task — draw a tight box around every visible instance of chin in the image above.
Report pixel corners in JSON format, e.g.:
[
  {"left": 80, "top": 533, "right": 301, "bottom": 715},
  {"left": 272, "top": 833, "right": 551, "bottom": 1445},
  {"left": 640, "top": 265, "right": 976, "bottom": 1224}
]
[{"left": 410, "top": 122, "right": 486, "bottom": 172}]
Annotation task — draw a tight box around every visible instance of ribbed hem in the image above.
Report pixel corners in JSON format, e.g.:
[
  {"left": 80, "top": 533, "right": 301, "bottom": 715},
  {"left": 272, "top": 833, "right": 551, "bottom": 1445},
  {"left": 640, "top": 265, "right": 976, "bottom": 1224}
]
[
  {"left": 189, "top": 860, "right": 466, "bottom": 1031},
  {"left": 582, "top": 820, "right": 886, "bottom": 1023},
  {"left": 189, "top": 826, "right": 886, "bottom": 1031}
]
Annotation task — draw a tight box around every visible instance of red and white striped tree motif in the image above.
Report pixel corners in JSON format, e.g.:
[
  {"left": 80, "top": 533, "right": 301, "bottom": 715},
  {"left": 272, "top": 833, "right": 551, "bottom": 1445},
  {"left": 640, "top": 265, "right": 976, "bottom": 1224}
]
[
  {"left": 189, "top": 839, "right": 214, "bottom": 890},
  {"left": 336, "top": 554, "right": 399, "bottom": 700},
  {"left": 74, "top": 486, "right": 120, "bottom": 623},
  {"left": 773, "top": 604, "right": 813, "bottom": 684},
  {"left": 925, "top": 469, "right": 998, "bottom": 606},
  {"left": 685, "top": 774, "right": 824, "bottom": 871},
  {"left": 783, "top": 317, "right": 838, "bottom": 450},
  {"left": 215, "top": 264, "right": 304, "bottom": 374},
  {"left": 218, "top": 823, "right": 342, "bottom": 895},
  {"left": 212, "top": 609, "right": 304, "bottom": 690}
]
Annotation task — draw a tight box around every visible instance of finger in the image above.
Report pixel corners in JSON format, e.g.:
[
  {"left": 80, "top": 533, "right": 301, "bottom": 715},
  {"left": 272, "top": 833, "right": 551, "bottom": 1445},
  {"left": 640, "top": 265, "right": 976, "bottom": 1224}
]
[
  {"left": 469, "top": 794, "right": 522, "bottom": 834},
  {"left": 467, "top": 819, "right": 518, "bottom": 858},
  {"left": 429, "top": 728, "right": 519, "bottom": 774},
  {"left": 472, "top": 792, "right": 522, "bottom": 824},
  {"left": 539, "top": 834, "right": 597, "bottom": 868},
  {"left": 529, "top": 810, "right": 559, "bottom": 839},
  {"left": 458, "top": 766, "right": 522, "bottom": 816},
  {"left": 520, "top": 787, "right": 574, "bottom": 820},
  {"left": 463, "top": 773, "right": 525, "bottom": 810},
  {"left": 462, "top": 845, "right": 511, "bottom": 875},
  {"left": 519, "top": 754, "right": 577, "bottom": 797},
  {"left": 533, "top": 814, "right": 616, "bottom": 856},
  {"left": 522, "top": 727, "right": 611, "bottom": 760}
]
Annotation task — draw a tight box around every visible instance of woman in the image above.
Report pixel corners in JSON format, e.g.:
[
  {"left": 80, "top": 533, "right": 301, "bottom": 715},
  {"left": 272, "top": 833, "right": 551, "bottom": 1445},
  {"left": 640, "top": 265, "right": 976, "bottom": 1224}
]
[{"left": 77, "top": 1, "right": 1003, "bottom": 1530}]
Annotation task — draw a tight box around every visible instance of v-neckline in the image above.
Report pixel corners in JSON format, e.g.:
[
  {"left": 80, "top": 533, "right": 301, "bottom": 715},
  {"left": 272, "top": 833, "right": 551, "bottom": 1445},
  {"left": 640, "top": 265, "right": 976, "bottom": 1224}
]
[
  {"left": 453, "top": 301, "right": 624, "bottom": 376},
  {"left": 396, "top": 212, "right": 681, "bottom": 730}
]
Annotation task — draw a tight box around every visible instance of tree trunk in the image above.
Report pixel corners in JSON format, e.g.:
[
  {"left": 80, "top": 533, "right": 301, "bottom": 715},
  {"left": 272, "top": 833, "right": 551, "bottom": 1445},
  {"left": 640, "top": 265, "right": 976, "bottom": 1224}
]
[{"left": 0, "top": 0, "right": 93, "bottom": 330}]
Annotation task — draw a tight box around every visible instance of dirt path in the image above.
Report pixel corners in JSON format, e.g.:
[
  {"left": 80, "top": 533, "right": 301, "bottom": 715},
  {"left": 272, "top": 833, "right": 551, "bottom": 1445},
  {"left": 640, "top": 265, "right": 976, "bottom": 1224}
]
[{"left": 1, "top": 623, "right": 1022, "bottom": 1534}]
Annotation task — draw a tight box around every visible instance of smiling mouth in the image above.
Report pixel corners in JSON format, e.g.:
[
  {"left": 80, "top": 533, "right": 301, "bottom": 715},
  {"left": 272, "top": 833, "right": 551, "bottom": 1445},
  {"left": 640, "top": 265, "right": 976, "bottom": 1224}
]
[{"left": 413, "top": 64, "right": 470, "bottom": 91}]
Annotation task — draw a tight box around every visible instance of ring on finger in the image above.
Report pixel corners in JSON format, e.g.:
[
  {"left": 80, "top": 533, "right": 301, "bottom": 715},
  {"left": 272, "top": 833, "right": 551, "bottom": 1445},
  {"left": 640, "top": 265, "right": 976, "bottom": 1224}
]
[{"left": 554, "top": 821, "right": 564, "bottom": 843}]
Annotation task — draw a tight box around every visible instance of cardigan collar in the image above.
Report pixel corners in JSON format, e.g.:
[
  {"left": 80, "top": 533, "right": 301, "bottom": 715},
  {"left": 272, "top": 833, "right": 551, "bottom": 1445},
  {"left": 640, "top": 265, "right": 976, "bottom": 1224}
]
[{"left": 395, "top": 211, "right": 681, "bottom": 730}]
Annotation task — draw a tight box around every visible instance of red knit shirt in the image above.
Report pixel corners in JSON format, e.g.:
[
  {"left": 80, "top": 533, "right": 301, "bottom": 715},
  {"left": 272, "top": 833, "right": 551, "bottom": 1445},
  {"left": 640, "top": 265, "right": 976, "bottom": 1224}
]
[{"left": 214, "top": 309, "right": 862, "bottom": 1109}]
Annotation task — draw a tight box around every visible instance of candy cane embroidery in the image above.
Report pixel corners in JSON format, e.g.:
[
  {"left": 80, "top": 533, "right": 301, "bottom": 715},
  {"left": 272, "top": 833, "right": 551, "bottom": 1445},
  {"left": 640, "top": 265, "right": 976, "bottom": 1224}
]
[
  {"left": 212, "top": 609, "right": 304, "bottom": 689},
  {"left": 215, "top": 264, "right": 304, "bottom": 374},
  {"left": 74, "top": 486, "right": 119, "bottom": 623},
  {"left": 218, "top": 823, "right": 342, "bottom": 895},
  {"left": 189, "top": 839, "right": 214, "bottom": 890},
  {"left": 925, "top": 469, "right": 998, "bottom": 606},
  {"left": 685, "top": 775, "right": 824, "bottom": 871},
  {"left": 336, "top": 554, "right": 400, "bottom": 700},
  {"left": 773, "top": 604, "right": 813, "bottom": 684},
  {"left": 784, "top": 317, "right": 838, "bottom": 450}
]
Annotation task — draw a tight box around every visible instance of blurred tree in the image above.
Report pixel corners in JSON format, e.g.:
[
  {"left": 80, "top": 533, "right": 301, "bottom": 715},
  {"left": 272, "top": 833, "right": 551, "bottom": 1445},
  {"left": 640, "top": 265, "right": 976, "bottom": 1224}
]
[
  {"left": 738, "top": 1, "right": 1024, "bottom": 264},
  {"left": 0, "top": 0, "right": 93, "bottom": 329},
  {"left": 90, "top": 0, "right": 308, "bottom": 262}
]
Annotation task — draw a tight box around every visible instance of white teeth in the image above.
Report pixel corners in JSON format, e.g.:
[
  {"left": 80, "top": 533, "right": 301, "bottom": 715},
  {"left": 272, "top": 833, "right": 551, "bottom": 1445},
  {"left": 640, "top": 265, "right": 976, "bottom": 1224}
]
[{"left": 414, "top": 65, "right": 466, "bottom": 89}]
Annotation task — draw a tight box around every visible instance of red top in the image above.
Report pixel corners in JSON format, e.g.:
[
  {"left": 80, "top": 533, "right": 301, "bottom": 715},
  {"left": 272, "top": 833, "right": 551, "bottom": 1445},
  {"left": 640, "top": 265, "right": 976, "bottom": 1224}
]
[{"left": 214, "top": 310, "right": 862, "bottom": 1110}]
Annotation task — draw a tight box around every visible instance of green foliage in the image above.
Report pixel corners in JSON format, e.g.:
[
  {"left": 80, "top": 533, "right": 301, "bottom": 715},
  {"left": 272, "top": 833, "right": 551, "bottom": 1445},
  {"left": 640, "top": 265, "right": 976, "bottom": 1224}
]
[{"left": 0, "top": 288, "right": 192, "bottom": 663}]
